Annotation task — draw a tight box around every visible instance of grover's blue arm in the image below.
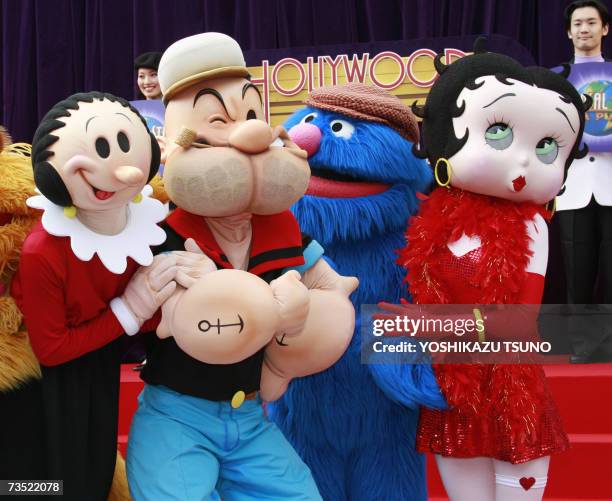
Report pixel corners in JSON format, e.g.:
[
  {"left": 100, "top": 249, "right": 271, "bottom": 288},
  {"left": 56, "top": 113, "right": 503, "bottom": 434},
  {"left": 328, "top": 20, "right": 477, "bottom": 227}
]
[
  {"left": 362, "top": 313, "right": 447, "bottom": 410},
  {"left": 323, "top": 256, "right": 446, "bottom": 410},
  {"left": 368, "top": 361, "right": 447, "bottom": 410}
]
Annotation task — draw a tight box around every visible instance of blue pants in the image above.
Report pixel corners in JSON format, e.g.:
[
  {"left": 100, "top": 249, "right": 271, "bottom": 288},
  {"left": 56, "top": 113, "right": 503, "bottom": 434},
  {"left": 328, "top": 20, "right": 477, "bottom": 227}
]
[{"left": 126, "top": 384, "right": 322, "bottom": 501}]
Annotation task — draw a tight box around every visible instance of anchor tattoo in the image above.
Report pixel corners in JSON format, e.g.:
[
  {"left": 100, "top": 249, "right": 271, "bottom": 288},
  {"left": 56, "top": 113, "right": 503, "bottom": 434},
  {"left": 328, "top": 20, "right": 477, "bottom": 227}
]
[{"left": 198, "top": 314, "right": 245, "bottom": 335}]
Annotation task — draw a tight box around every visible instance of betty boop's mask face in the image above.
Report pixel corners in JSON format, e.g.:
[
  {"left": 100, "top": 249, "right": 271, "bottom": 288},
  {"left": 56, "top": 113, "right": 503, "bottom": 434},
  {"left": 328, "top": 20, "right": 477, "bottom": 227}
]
[{"left": 448, "top": 76, "right": 581, "bottom": 204}]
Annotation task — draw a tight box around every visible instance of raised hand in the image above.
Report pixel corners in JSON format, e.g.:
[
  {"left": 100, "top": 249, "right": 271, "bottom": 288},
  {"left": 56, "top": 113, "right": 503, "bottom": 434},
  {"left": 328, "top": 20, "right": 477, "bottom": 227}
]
[
  {"left": 270, "top": 270, "right": 310, "bottom": 337},
  {"left": 171, "top": 238, "right": 217, "bottom": 289}
]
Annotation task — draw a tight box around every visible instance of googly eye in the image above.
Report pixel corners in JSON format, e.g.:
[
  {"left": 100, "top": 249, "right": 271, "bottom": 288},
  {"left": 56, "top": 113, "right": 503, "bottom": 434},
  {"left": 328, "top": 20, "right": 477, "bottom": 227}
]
[
  {"left": 535, "top": 137, "right": 559, "bottom": 164},
  {"left": 95, "top": 137, "right": 110, "bottom": 158},
  {"left": 117, "top": 131, "right": 130, "bottom": 153},
  {"left": 300, "top": 112, "right": 317, "bottom": 124},
  {"left": 485, "top": 123, "right": 513, "bottom": 150},
  {"left": 330, "top": 119, "right": 354, "bottom": 139}
]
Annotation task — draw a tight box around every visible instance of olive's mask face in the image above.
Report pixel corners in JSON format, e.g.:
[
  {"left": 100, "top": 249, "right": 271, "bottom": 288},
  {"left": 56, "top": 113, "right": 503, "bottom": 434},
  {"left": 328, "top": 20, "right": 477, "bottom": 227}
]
[
  {"left": 47, "top": 99, "right": 153, "bottom": 211},
  {"left": 161, "top": 76, "right": 310, "bottom": 217}
]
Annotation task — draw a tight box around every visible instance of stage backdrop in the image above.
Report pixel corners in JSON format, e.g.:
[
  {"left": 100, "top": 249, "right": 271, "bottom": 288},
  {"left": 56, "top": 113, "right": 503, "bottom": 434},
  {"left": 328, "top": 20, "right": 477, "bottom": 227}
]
[
  {"left": 1, "top": 0, "right": 604, "bottom": 143},
  {"left": 246, "top": 35, "right": 533, "bottom": 126},
  {"left": 131, "top": 34, "right": 534, "bottom": 137}
]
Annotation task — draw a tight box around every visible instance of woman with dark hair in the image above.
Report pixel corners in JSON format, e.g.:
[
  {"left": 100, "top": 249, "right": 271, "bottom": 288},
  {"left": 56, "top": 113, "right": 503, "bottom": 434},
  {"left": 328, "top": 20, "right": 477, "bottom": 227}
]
[
  {"left": 398, "top": 39, "right": 590, "bottom": 500},
  {"left": 135, "top": 51, "right": 162, "bottom": 100}
]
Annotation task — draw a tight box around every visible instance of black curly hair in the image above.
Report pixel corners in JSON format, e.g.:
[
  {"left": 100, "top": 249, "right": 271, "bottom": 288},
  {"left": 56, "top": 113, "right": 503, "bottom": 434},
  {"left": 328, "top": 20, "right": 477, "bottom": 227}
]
[
  {"left": 31, "top": 91, "right": 160, "bottom": 206},
  {"left": 564, "top": 0, "right": 610, "bottom": 32},
  {"left": 412, "top": 38, "right": 592, "bottom": 186}
]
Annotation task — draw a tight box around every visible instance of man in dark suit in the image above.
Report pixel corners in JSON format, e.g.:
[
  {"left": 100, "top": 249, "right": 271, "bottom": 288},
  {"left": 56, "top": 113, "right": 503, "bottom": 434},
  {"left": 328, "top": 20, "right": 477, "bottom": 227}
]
[{"left": 557, "top": 0, "right": 612, "bottom": 362}]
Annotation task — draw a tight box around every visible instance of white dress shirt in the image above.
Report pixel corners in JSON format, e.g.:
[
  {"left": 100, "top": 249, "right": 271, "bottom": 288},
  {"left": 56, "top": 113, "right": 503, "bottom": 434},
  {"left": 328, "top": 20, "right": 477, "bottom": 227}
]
[
  {"left": 557, "top": 151, "right": 612, "bottom": 210},
  {"left": 557, "top": 53, "right": 612, "bottom": 211}
]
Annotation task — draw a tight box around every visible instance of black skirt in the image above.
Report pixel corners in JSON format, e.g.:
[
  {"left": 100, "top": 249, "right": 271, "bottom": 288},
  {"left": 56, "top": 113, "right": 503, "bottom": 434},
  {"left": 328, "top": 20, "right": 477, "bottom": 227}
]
[
  {"left": 0, "top": 337, "right": 124, "bottom": 501},
  {"left": 0, "top": 378, "right": 45, "bottom": 480}
]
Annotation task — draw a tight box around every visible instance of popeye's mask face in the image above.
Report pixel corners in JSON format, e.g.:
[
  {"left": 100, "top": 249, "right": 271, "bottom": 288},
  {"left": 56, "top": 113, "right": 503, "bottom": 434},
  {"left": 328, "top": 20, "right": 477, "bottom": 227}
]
[
  {"left": 48, "top": 99, "right": 153, "bottom": 211},
  {"left": 448, "top": 76, "right": 581, "bottom": 204},
  {"left": 161, "top": 77, "right": 310, "bottom": 217}
]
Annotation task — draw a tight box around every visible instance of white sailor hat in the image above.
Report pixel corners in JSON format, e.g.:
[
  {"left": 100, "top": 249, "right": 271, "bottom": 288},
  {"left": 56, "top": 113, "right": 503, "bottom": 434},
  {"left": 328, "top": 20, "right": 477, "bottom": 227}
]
[{"left": 158, "top": 32, "right": 249, "bottom": 104}]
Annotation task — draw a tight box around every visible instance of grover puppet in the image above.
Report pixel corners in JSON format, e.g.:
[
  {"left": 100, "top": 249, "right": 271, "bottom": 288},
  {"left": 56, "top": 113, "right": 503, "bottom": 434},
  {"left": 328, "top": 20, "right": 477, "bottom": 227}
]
[{"left": 268, "top": 83, "right": 446, "bottom": 501}]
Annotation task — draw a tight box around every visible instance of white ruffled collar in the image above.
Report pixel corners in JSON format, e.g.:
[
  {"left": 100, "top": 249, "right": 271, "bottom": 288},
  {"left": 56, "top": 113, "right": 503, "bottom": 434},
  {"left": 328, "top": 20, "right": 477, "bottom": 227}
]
[{"left": 27, "top": 185, "right": 167, "bottom": 274}]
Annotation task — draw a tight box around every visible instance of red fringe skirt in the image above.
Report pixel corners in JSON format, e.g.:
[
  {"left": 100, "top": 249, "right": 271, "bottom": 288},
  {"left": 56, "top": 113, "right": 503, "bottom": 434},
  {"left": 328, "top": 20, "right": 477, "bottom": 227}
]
[{"left": 417, "top": 364, "right": 569, "bottom": 464}]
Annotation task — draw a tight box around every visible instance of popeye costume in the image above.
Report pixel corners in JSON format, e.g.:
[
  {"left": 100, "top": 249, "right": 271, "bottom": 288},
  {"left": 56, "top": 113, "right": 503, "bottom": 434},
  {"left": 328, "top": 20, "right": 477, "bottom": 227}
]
[{"left": 127, "top": 208, "right": 323, "bottom": 500}]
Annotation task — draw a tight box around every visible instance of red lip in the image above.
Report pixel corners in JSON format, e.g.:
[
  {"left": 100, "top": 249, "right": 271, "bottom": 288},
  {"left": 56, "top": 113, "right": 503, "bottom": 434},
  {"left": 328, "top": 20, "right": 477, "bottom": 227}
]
[
  {"left": 94, "top": 189, "right": 115, "bottom": 200},
  {"left": 306, "top": 176, "right": 390, "bottom": 198},
  {"left": 79, "top": 171, "right": 116, "bottom": 201},
  {"left": 512, "top": 175, "right": 526, "bottom": 192}
]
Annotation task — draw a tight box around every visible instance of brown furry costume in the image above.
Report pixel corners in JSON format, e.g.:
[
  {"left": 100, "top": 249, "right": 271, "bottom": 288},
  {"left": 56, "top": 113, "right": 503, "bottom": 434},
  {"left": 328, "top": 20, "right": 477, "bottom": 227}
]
[
  {"left": 0, "top": 128, "right": 41, "bottom": 392},
  {"left": 0, "top": 127, "right": 166, "bottom": 499}
]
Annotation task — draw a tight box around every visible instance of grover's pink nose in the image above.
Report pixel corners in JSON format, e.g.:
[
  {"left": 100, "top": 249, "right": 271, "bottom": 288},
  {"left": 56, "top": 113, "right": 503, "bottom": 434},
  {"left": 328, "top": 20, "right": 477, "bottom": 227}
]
[{"left": 288, "top": 123, "right": 321, "bottom": 158}]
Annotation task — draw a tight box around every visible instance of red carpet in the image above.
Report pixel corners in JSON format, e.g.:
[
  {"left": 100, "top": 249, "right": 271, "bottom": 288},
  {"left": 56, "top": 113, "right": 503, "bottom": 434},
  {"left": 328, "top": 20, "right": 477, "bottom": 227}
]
[{"left": 118, "top": 364, "right": 612, "bottom": 499}]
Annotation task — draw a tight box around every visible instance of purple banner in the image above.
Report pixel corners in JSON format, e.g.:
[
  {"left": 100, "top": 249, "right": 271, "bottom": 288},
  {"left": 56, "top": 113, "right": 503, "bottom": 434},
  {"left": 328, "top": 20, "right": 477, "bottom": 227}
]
[
  {"left": 130, "top": 99, "right": 165, "bottom": 138},
  {"left": 131, "top": 99, "right": 165, "bottom": 175},
  {"left": 563, "top": 62, "right": 612, "bottom": 153}
]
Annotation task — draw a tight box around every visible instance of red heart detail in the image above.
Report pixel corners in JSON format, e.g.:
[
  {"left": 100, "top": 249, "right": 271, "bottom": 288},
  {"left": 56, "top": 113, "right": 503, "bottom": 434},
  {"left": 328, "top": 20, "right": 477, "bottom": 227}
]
[{"left": 520, "top": 477, "right": 536, "bottom": 491}]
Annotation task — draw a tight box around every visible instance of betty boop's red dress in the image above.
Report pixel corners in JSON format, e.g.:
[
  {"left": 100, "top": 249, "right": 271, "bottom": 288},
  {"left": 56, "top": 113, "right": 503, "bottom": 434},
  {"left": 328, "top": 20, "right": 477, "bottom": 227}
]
[{"left": 399, "top": 188, "right": 569, "bottom": 464}]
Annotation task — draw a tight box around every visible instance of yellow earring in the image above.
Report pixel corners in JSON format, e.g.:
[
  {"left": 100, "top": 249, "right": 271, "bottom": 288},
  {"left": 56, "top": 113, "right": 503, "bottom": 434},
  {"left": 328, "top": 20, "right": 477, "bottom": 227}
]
[
  {"left": 132, "top": 193, "right": 143, "bottom": 204},
  {"left": 434, "top": 158, "right": 452, "bottom": 188},
  {"left": 63, "top": 206, "right": 77, "bottom": 219}
]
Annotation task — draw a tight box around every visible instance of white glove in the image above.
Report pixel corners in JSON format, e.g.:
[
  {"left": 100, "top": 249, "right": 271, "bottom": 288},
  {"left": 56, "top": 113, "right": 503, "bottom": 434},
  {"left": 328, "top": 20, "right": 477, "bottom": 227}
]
[
  {"left": 270, "top": 270, "right": 310, "bottom": 337},
  {"left": 111, "top": 254, "right": 178, "bottom": 335},
  {"left": 171, "top": 238, "right": 217, "bottom": 289}
]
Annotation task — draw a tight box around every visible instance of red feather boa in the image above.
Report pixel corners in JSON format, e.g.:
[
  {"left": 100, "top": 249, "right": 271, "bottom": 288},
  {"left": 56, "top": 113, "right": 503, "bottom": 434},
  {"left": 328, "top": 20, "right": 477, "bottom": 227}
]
[
  {"left": 399, "top": 188, "right": 552, "bottom": 435},
  {"left": 399, "top": 187, "right": 549, "bottom": 305}
]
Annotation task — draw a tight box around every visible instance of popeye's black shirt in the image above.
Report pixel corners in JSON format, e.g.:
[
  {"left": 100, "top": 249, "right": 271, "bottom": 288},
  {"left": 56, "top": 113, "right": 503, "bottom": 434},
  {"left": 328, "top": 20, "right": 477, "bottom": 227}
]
[{"left": 140, "top": 208, "right": 311, "bottom": 401}]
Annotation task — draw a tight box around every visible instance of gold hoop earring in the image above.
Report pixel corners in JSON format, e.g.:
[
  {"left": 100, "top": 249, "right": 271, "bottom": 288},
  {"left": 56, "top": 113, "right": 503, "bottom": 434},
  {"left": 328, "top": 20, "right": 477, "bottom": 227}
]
[
  {"left": 434, "top": 158, "right": 452, "bottom": 188},
  {"left": 132, "top": 193, "right": 143, "bottom": 204},
  {"left": 63, "top": 206, "right": 77, "bottom": 219}
]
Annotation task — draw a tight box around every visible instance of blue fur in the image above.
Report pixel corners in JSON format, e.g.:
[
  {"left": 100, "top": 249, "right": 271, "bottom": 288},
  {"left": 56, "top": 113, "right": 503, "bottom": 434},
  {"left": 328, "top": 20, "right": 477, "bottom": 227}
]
[
  {"left": 269, "top": 107, "right": 447, "bottom": 501},
  {"left": 285, "top": 108, "right": 426, "bottom": 184}
]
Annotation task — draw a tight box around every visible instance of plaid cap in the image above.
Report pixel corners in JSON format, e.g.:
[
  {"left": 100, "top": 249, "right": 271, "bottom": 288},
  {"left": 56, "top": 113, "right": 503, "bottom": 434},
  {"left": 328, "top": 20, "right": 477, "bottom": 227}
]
[{"left": 306, "top": 83, "right": 419, "bottom": 142}]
